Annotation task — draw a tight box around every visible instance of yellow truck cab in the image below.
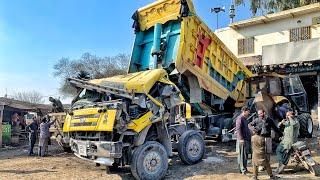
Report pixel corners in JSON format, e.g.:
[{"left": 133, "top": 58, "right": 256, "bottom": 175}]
[{"left": 64, "top": 69, "right": 201, "bottom": 179}]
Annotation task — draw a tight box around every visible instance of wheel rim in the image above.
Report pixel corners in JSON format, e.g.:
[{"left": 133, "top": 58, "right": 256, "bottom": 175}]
[
  {"left": 143, "top": 151, "right": 162, "bottom": 175},
  {"left": 187, "top": 137, "right": 201, "bottom": 158},
  {"left": 307, "top": 118, "right": 313, "bottom": 134}
]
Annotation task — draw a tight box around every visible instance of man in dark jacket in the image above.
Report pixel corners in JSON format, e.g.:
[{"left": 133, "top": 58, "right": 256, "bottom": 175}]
[
  {"left": 250, "top": 109, "right": 282, "bottom": 180},
  {"left": 26, "top": 117, "right": 38, "bottom": 156},
  {"left": 236, "top": 106, "right": 251, "bottom": 174}
]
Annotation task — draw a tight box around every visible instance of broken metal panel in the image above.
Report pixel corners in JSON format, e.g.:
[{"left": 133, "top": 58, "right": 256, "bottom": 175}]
[
  {"left": 262, "top": 38, "right": 320, "bottom": 65},
  {"left": 187, "top": 75, "right": 202, "bottom": 103}
]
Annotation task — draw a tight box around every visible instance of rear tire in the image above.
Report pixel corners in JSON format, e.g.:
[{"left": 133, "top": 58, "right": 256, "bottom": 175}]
[
  {"left": 297, "top": 113, "right": 313, "bottom": 138},
  {"left": 308, "top": 164, "right": 320, "bottom": 176},
  {"left": 130, "top": 141, "right": 168, "bottom": 180},
  {"left": 63, "top": 146, "right": 72, "bottom": 153},
  {"left": 178, "top": 130, "right": 205, "bottom": 165}
]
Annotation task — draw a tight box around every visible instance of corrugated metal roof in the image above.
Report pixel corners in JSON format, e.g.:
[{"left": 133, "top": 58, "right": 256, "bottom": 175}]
[{"left": 0, "top": 97, "right": 51, "bottom": 111}]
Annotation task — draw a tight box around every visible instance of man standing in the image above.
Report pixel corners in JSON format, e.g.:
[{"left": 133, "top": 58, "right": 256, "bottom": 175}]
[
  {"left": 275, "top": 109, "right": 300, "bottom": 174},
  {"left": 39, "top": 116, "right": 56, "bottom": 157},
  {"left": 250, "top": 109, "right": 282, "bottom": 180},
  {"left": 26, "top": 117, "right": 38, "bottom": 156},
  {"left": 236, "top": 106, "right": 251, "bottom": 174}
]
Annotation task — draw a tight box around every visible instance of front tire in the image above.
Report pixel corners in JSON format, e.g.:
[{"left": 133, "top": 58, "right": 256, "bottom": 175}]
[
  {"left": 297, "top": 113, "right": 313, "bottom": 138},
  {"left": 130, "top": 141, "right": 168, "bottom": 180},
  {"left": 178, "top": 130, "right": 205, "bottom": 165}
]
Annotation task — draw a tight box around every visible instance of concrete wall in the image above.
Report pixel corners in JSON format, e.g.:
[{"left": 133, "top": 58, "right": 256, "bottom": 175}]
[
  {"left": 215, "top": 11, "right": 320, "bottom": 61},
  {"left": 262, "top": 38, "right": 320, "bottom": 65}
]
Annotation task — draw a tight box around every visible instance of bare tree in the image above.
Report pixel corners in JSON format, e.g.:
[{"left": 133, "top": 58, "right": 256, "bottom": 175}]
[
  {"left": 53, "top": 53, "right": 130, "bottom": 96},
  {"left": 14, "top": 90, "right": 45, "bottom": 104}
]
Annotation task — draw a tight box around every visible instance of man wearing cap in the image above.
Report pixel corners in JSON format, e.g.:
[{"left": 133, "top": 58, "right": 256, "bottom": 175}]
[{"left": 275, "top": 108, "right": 300, "bottom": 174}]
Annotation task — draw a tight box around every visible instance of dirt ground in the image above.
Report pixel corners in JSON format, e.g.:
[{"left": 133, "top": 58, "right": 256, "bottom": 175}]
[{"left": 1, "top": 127, "right": 319, "bottom": 180}]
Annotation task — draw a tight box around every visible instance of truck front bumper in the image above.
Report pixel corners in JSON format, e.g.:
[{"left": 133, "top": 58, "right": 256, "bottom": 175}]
[{"left": 70, "top": 139, "right": 123, "bottom": 166}]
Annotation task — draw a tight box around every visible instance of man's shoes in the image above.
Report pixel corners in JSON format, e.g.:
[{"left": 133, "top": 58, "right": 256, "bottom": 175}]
[
  {"left": 270, "top": 175, "right": 279, "bottom": 180},
  {"left": 274, "top": 164, "right": 285, "bottom": 174},
  {"left": 258, "top": 166, "right": 265, "bottom": 172},
  {"left": 241, "top": 170, "right": 250, "bottom": 175}
]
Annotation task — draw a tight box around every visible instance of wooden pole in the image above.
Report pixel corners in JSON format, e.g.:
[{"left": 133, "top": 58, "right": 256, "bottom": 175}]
[{"left": 0, "top": 104, "right": 4, "bottom": 147}]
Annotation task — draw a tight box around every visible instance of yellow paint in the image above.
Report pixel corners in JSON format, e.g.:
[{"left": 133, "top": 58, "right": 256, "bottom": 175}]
[
  {"left": 96, "top": 110, "right": 116, "bottom": 131},
  {"left": 127, "top": 111, "right": 153, "bottom": 132},
  {"left": 186, "top": 103, "right": 191, "bottom": 119},
  {"left": 63, "top": 108, "right": 117, "bottom": 132},
  {"left": 272, "top": 96, "right": 289, "bottom": 104},
  {"left": 63, "top": 114, "right": 71, "bottom": 132},
  {"left": 137, "top": 0, "right": 195, "bottom": 31},
  {"left": 175, "top": 15, "right": 252, "bottom": 103},
  {"left": 89, "top": 69, "right": 168, "bottom": 94}
]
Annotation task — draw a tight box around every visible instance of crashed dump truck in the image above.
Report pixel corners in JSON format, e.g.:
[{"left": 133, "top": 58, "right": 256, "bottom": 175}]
[
  {"left": 65, "top": 69, "right": 205, "bottom": 179},
  {"left": 63, "top": 0, "right": 252, "bottom": 179}
]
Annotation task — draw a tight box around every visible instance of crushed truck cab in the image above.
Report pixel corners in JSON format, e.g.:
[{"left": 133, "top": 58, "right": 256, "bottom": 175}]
[{"left": 63, "top": 69, "right": 203, "bottom": 179}]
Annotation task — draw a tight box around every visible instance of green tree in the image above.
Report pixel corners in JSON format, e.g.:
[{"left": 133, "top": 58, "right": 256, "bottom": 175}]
[
  {"left": 53, "top": 53, "right": 130, "bottom": 96},
  {"left": 235, "top": 0, "right": 320, "bottom": 16}
]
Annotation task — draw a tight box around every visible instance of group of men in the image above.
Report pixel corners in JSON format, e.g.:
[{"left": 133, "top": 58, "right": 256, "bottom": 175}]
[
  {"left": 25, "top": 116, "right": 56, "bottom": 157},
  {"left": 236, "top": 106, "right": 300, "bottom": 180}
]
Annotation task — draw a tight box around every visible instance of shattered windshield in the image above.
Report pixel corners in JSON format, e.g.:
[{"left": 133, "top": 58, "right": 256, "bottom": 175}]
[{"left": 72, "top": 89, "right": 106, "bottom": 109}]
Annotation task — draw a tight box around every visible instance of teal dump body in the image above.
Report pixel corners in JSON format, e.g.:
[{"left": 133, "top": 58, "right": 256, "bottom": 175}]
[{"left": 129, "top": 20, "right": 181, "bottom": 73}]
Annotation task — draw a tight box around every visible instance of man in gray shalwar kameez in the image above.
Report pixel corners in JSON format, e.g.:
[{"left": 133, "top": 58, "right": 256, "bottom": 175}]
[{"left": 38, "top": 116, "right": 56, "bottom": 157}]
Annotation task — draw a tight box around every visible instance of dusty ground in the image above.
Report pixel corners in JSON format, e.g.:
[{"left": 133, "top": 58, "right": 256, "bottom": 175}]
[{"left": 1, "top": 128, "right": 319, "bottom": 180}]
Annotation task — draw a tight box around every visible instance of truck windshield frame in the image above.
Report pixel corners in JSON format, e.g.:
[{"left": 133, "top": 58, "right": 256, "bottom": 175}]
[{"left": 72, "top": 88, "right": 108, "bottom": 109}]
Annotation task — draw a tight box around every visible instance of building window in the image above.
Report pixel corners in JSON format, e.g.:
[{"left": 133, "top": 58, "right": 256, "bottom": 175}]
[
  {"left": 238, "top": 37, "right": 254, "bottom": 55},
  {"left": 290, "top": 26, "right": 311, "bottom": 42}
]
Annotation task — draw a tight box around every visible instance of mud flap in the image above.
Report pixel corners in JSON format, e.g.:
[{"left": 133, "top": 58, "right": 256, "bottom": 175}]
[{"left": 156, "top": 123, "right": 172, "bottom": 157}]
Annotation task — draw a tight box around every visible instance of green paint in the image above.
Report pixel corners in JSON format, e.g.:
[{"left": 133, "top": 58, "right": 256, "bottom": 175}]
[{"left": 2, "top": 124, "right": 11, "bottom": 143}]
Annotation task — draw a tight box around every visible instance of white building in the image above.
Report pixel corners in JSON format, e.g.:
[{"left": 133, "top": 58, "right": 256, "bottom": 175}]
[
  {"left": 215, "top": 3, "right": 320, "bottom": 127},
  {"left": 215, "top": 3, "right": 320, "bottom": 66}
]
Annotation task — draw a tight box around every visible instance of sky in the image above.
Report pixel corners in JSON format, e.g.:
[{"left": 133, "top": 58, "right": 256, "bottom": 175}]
[{"left": 0, "top": 0, "right": 253, "bottom": 104}]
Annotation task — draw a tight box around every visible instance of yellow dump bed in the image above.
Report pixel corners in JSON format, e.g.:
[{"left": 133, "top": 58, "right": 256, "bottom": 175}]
[{"left": 129, "top": 0, "right": 252, "bottom": 107}]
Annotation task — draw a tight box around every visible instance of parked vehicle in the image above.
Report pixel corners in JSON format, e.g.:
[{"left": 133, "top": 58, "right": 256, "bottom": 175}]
[
  {"left": 48, "top": 112, "right": 70, "bottom": 152},
  {"left": 246, "top": 73, "right": 313, "bottom": 138},
  {"left": 291, "top": 141, "right": 319, "bottom": 176}
]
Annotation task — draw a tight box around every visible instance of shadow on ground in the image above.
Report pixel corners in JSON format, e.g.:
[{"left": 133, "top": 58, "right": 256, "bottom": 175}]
[{"left": 0, "top": 169, "right": 57, "bottom": 174}]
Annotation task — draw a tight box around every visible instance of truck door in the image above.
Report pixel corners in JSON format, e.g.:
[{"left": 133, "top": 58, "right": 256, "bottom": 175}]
[{"left": 283, "top": 75, "right": 309, "bottom": 112}]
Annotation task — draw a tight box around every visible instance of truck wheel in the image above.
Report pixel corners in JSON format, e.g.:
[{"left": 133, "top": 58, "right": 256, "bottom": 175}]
[
  {"left": 178, "top": 130, "right": 205, "bottom": 165},
  {"left": 297, "top": 113, "right": 313, "bottom": 138},
  {"left": 63, "top": 146, "right": 72, "bottom": 153},
  {"left": 130, "top": 141, "right": 168, "bottom": 180}
]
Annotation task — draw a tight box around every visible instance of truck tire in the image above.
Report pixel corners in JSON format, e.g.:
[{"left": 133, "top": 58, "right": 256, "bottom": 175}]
[
  {"left": 130, "top": 141, "right": 168, "bottom": 180},
  {"left": 297, "top": 113, "right": 313, "bottom": 138},
  {"left": 63, "top": 146, "right": 72, "bottom": 153},
  {"left": 178, "top": 130, "right": 205, "bottom": 165}
]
